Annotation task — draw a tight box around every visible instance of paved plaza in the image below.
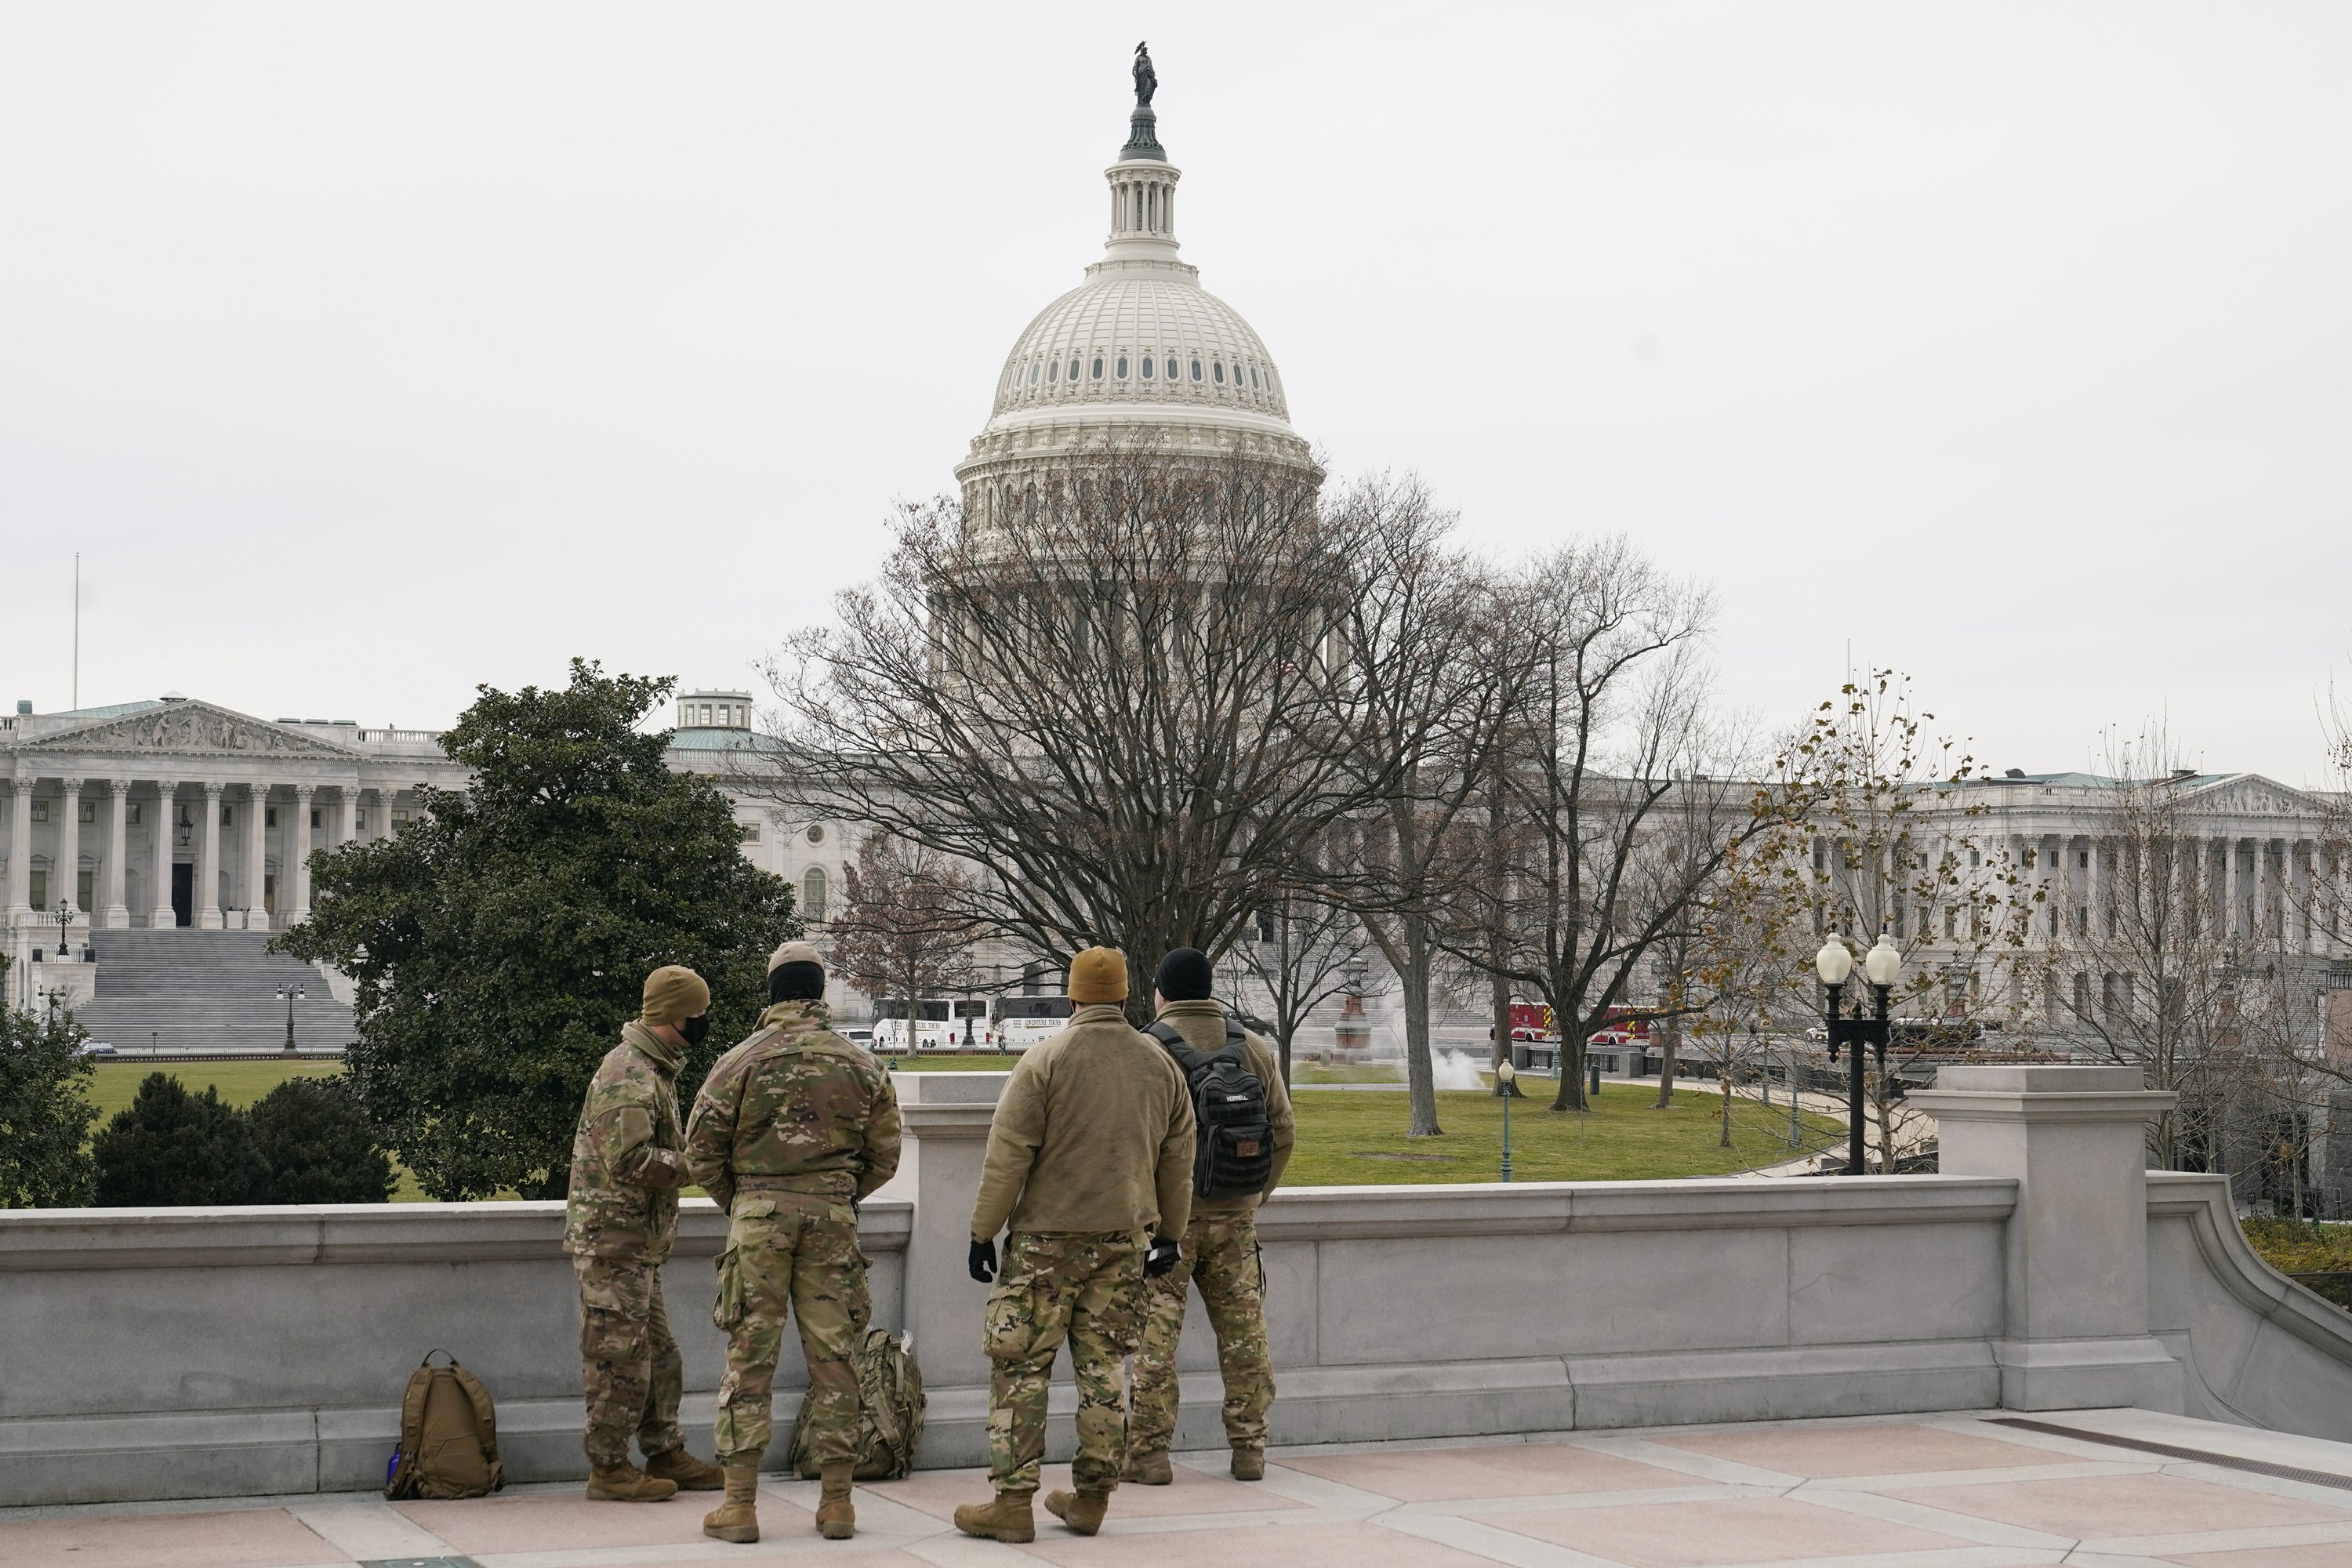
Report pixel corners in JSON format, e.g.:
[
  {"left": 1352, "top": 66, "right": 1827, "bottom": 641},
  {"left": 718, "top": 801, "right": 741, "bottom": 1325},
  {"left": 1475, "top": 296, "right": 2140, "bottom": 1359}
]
[{"left": 9, "top": 1409, "right": 2352, "bottom": 1568}]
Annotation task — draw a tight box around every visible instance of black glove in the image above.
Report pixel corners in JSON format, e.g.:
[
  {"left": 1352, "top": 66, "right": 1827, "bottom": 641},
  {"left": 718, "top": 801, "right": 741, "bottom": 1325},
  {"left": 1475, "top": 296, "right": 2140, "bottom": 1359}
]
[
  {"left": 968, "top": 1236, "right": 998, "bottom": 1283},
  {"left": 1143, "top": 1234, "right": 1181, "bottom": 1278}
]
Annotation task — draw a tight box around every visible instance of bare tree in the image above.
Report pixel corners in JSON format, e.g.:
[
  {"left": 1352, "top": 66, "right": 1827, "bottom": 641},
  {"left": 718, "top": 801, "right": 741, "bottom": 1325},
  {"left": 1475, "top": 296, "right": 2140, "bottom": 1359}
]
[
  {"left": 754, "top": 443, "right": 1374, "bottom": 1018},
  {"left": 2039, "top": 728, "right": 2350, "bottom": 1185},
  {"left": 1323, "top": 475, "right": 1516, "bottom": 1135},
  {"left": 1233, "top": 883, "right": 1375, "bottom": 1083},
  {"left": 1450, "top": 538, "right": 1772, "bottom": 1115},
  {"left": 1706, "top": 673, "right": 2030, "bottom": 1172},
  {"left": 824, "top": 834, "right": 983, "bottom": 1047}
]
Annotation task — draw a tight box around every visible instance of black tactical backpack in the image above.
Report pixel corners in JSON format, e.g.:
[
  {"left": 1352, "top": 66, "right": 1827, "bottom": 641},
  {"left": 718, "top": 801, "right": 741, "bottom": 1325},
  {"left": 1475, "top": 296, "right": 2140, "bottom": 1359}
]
[{"left": 1145, "top": 1019, "right": 1275, "bottom": 1200}]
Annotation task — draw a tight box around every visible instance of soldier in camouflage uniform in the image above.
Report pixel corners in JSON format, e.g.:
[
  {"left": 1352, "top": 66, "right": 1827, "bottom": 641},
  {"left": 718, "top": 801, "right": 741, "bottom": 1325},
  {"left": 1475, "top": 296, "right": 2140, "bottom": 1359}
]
[
  {"left": 953, "top": 947, "right": 1195, "bottom": 1544},
  {"left": 563, "top": 964, "right": 728, "bottom": 1501},
  {"left": 1124, "top": 947, "right": 1295, "bottom": 1483},
  {"left": 683, "top": 941, "right": 900, "bottom": 1544}
]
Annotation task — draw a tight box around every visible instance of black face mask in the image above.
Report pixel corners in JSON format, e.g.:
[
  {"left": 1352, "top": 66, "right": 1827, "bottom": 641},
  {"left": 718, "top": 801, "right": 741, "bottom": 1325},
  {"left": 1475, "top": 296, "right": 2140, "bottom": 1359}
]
[{"left": 680, "top": 1013, "right": 712, "bottom": 1047}]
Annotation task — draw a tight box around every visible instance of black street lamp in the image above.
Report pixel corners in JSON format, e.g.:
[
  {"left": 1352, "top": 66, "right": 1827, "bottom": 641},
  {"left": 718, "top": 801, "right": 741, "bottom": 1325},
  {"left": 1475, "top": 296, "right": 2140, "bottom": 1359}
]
[
  {"left": 1813, "top": 929, "right": 1902, "bottom": 1177},
  {"left": 55, "top": 902, "right": 74, "bottom": 964},
  {"left": 276, "top": 982, "right": 305, "bottom": 1058}
]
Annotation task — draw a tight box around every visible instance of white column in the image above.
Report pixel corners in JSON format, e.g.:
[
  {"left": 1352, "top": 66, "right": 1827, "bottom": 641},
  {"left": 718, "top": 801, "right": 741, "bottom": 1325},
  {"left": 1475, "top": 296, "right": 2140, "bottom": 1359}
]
[
  {"left": 103, "top": 779, "right": 131, "bottom": 928},
  {"left": 375, "top": 786, "right": 400, "bottom": 841},
  {"left": 5, "top": 778, "right": 31, "bottom": 924},
  {"left": 149, "top": 781, "right": 179, "bottom": 928},
  {"left": 2222, "top": 837, "right": 2241, "bottom": 941},
  {"left": 335, "top": 785, "right": 357, "bottom": 847},
  {"left": 197, "top": 782, "right": 224, "bottom": 929},
  {"left": 54, "top": 778, "right": 83, "bottom": 940},
  {"left": 245, "top": 783, "right": 270, "bottom": 932},
  {"left": 285, "top": 783, "right": 315, "bottom": 925}
]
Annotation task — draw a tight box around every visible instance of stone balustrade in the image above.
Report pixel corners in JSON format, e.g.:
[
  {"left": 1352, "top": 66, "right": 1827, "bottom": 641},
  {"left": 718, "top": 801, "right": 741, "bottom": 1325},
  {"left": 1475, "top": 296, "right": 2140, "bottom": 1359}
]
[{"left": 6, "top": 1066, "right": 2352, "bottom": 1508}]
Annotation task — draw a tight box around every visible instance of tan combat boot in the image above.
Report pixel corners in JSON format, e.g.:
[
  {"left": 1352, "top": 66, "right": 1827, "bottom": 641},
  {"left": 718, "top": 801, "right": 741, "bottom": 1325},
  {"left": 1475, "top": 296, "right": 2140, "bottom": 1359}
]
[
  {"left": 645, "top": 1446, "right": 725, "bottom": 1490},
  {"left": 1231, "top": 1447, "right": 1265, "bottom": 1481},
  {"left": 815, "top": 1462, "right": 856, "bottom": 1540},
  {"left": 1122, "top": 1448, "right": 1173, "bottom": 1485},
  {"left": 586, "top": 1461, "right": 678, "bottom": 1501},
  {"left": 702, "top": 1464, "right": 761, "bottom": 1543},
  {"left": 1044, "top": 1487, "right": 1111, "bottom": 1535},
  {"left": 953, "top": 1489, "right": 1036, "bottom": 1543}
]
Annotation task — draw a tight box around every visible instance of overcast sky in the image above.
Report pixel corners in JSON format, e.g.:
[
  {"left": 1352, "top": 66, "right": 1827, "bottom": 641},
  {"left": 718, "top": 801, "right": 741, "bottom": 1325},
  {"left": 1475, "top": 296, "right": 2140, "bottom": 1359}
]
[{"left": 4, "top": 3, "right": 2347, "bottom": 782}]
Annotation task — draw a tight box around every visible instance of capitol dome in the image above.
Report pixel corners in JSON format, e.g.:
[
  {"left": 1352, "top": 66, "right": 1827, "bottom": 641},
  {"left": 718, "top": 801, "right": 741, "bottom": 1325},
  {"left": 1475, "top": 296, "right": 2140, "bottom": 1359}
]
[{"left": 957, "top": 60, "right": 1319, "bottom": 503}]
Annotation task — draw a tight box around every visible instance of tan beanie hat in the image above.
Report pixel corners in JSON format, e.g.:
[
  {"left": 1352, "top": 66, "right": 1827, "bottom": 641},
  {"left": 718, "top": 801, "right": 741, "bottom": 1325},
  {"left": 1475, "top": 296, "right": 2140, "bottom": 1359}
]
[
  {"left": 1067, "top": 946, "right": 1128, "bottom": 1005},
  {"left": 641, "top": 964, "right": 711, "bottom": 1027},
  {"left": 767, "top": 939, "right": 822, "bottom": 975}
]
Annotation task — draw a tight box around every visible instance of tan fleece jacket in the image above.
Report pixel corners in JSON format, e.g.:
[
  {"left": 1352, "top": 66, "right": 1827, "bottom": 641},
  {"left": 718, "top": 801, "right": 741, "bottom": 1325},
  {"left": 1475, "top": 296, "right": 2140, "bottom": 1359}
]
[
  {"left": 971, "top": 1003, "right": 1196, "bottom": 1241},
  {"left": 1152, "top": 998, "right": 1296, "bottom": 1211}
]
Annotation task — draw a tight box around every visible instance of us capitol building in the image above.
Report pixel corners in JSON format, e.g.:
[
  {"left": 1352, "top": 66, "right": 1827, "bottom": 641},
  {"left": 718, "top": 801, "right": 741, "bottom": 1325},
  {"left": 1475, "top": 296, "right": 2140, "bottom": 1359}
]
[{"left": 5, "top": 54, "right": 2347, "bottom": 1055}]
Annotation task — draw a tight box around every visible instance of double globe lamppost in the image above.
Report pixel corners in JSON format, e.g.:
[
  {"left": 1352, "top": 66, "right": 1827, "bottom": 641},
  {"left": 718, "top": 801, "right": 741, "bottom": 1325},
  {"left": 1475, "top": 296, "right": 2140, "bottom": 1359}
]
[{"left": 1813, "top": 930, "right": 1904, "bottom": 1177}]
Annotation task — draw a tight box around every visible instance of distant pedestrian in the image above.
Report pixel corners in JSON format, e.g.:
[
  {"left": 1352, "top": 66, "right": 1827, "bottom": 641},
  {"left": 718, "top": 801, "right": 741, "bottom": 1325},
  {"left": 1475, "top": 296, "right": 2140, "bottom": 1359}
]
[
  {"left": 684, "top": 940, "right": 901, "bottom": 1544},
  {"left": 1124, "top": 946, "right": 1293, "bottom": 1482},
  {"left": 953, "top": 947, "right": 1194, "bottom": 1543},
  {"left": 564, "top": 964, "right": 728, "bottom": 1502}
]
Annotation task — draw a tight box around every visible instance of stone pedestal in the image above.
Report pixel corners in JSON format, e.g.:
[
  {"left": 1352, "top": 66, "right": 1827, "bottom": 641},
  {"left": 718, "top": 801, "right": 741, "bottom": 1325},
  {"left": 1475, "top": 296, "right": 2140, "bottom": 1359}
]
[
  {"left": 896, "top": 1073, "right": 1011, "bottom": 1393},
  {"left": 1910, "top": 1064, "right": 2184, "bottom": 1414}
]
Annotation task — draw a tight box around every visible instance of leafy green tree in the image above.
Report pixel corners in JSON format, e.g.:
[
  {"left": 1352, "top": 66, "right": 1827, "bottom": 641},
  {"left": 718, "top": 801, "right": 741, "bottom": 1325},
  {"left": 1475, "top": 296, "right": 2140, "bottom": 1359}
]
[
  {"left": 279, "top": 661, "right": 797, "bottom": 1200},
  {"left": 93, "top": 1073, "right": 271, "bottom": 1206},
  {"left": 251, "top": 1076, "right": 394, "bottom": 1203},
  {"left": 0, "top": 966, "right": 98, "bottom": 1207}
]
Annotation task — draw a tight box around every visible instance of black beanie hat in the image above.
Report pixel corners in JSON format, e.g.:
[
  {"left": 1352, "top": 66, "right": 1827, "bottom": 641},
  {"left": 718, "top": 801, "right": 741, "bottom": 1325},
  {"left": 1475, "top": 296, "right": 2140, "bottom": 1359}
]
[
  {"left": 1155, "top": 946, "right": 1214, "bottom": 1002},
  {"left": 770, "top": 962, "right": 826, "bottom": 1003}
]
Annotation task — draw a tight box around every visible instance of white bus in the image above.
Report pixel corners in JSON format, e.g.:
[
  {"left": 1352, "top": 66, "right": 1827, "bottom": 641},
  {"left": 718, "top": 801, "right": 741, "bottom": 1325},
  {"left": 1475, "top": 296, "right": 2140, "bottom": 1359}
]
[{"left": 870, "top": 996, "right": 1070, "bottom": 1054}]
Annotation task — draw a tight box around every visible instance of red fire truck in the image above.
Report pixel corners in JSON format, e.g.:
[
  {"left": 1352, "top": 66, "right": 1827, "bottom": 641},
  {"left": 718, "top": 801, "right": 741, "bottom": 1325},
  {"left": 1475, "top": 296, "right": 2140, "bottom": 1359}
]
[{"left": 1506, "top": 1002, "right": 1651, "bottom": 1047}]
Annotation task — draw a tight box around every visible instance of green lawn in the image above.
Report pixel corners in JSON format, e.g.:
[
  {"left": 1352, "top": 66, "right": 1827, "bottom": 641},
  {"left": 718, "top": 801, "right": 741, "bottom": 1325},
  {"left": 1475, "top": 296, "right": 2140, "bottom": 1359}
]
[
  {"left": 81, "top": 1058, "right": 1838, "bottom": 1198},
  {"left": 89, "top": 1059, "right": 344, "bottom": 1122},
  {"left": 1284, "top": 1081, "right": 1844, "bottom": 1184}
]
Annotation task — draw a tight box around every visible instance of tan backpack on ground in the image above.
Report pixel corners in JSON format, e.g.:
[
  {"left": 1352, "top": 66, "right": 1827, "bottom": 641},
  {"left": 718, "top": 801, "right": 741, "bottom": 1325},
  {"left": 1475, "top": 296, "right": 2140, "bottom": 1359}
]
[
  {"left": 785, "top": 1327, "right": 925, "bottom": 1480},
  {"left": 384, "top": 1350, "right": 506, "bottom": 1500}
]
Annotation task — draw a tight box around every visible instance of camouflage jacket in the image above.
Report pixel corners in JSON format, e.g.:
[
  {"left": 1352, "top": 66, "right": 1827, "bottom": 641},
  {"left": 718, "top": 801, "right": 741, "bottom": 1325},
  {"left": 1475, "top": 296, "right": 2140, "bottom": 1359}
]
[
  {"left": 684, "top": 1000, "right": 902, "bottom": 1213},
  {"left": 562, "top": 1022, "right": 691, "bottom": 1261}
]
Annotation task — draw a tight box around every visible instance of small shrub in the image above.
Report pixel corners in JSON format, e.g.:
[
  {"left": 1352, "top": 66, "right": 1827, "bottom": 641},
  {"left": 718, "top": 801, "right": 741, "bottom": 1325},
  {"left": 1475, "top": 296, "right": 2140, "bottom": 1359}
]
[
  {"left": 92, "top": 1073, "right": 271, "bottom": 1206},
  {"left": 250, "top": 1076, "right": 394, "bottom": 1203}
]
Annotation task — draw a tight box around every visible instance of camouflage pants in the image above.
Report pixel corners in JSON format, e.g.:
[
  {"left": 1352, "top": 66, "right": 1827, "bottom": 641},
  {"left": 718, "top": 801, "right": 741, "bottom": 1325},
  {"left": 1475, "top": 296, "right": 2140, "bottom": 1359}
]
[
  {"left": 574, "top": 1256, "right": 685, "bottom": 1467},
  {"left": 1128, "top": 1209, "right": 1272, "bottom": 1454},
  {"left": 982, "top": 1229, "right": 1146, "bottom": 1495},
  {"left": 710, "top": 1192, "right": 870, "bottom": 1468}
]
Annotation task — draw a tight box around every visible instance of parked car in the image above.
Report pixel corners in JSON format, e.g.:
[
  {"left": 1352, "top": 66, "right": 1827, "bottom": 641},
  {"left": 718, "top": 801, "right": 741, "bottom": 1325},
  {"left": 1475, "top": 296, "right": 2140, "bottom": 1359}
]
[{"left": 78, "top": 1041, "right": 118, "bottom": 1057}]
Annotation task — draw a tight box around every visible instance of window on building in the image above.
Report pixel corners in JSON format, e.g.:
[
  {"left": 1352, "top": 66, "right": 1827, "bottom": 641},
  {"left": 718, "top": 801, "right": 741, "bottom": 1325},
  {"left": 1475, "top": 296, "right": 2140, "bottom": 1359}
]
[
  {"left": 266, "top": 808, "right": 278, "bottom": 828},
  {"left": 1250, "top": 366, "right": 1259, "bottom": 387},
  {"left": 802, "top": 866, "right": 828, "bottom": 923},
  {"left": 263, "top": 873, "right": 277, "bottom": 916},
  {"left": 1213, "top": 361, "right": 1225, "bottom": 383},
  {"left": 310, "top": 809, "right": 321, "bottom": 829},
  {"left": 78, "top": 868, "right": 94, "bottom": 910},
  {"left": 1116, "top": 356, "right": 1128, "bottom": 377},
  {"left": 354, "top": 809, "right": 368, "bottom": 831},
  {"left": 739, "top": 821, "right": 760, "bottom": 844},
  {"left": 2078, "top": 850, "right": 2089, "bottom": 868},
  {"left": 221, "top": 804, "right": 234, "bottom": 827},
  {"left": 30, "top": 800, "right": 48, "bottom": 824},
  {"left": 78, "top": 800, "right": 96, "bottom": 824},
  {"left": 1164, "top": 358, "right": 1178, "bottom": 380},
  {"left": 392, "top": 811, "right": 412, "bottom": 827},
  {"left": 1140, "top": 356, "right": 1153, "bottom": 379},
  {"left": 1047, "top": 359, "right": 1058, "bottom": 383},
  {"left": 1190, "top": 359, "right": 1203, "bottom": 381},
  {"left": 1092, "top": 356, "right": 1103, "bottom": 379},
  {"left": 29, "top": 869, "right": 47, "bottom": 909},
  {"left": 127, "top": 803, "right": 141, "bottom": 826},
  {"left": 805, "top": 823, "right": 825, "bottom": 844},
  {"left": 1255, "top": 909, "right": 1276, "bottom": 943}
]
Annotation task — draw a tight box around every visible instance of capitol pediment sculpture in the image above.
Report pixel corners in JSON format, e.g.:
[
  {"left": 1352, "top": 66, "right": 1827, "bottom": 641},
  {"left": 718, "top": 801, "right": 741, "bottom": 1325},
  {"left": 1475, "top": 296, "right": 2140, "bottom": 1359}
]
[
  {"left": 26, "top": 700, "right": 361, "bottom": 759},
  {"left": 2181, "top": 773, "right": 2323, "bottom": 818}
]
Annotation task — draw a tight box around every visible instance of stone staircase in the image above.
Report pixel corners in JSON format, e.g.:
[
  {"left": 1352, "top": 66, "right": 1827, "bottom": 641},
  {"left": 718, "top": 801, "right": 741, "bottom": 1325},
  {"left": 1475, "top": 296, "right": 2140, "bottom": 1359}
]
[{"left": 79, "top": 929, "right": 357, "bottom": 1054}]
